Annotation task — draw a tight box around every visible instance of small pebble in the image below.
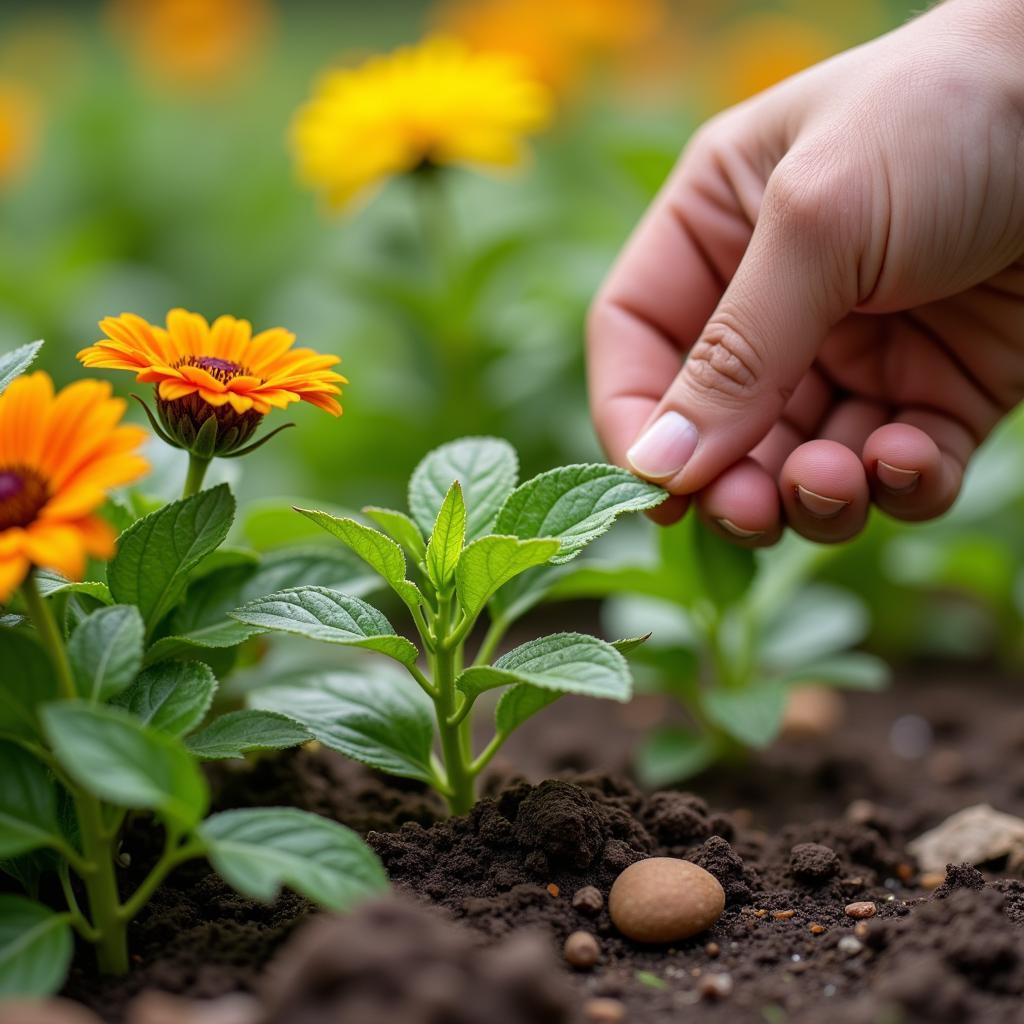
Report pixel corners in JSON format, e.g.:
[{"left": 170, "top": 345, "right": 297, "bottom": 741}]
[
  {"left": 920, "top": 871, "right": 945, "bottom": 890},
  {"left": 809, "top": 923, "right": 826, "bottom": 935},
  {"left": 838, "top": 935, "right": 863, "bottom": 956},
  {"left": 546, "top": 883, "right": 560, "bottom": 898},
  {"left": 582, "top": 997, "right": 626, "bottom": 1023},
  {"left": 572, "top": 885, "right": 604, "bottom": 915},
  {"left": 844, "top": 901, "right": 877, "bottom": 920},
  {"left": 853, "top": 921, "right": 870, "bottom": 939},
  {"left": 564, "top": 930, "right": 601, "bottom": 969},
  {"left": 896, "top": 862, "right": 914, "bottom": 882},
  {"left": 845, "top": 799, "right": 877, "bottom": 825},
  {"left": 609, "top": 858, "right": 725, "bottom": 944},
  {"left": 699, "top": 973, "right": 734, "bottom": 1000},
  {"left": 772, "top": 910, "right": 795, "bottom": 921},
  {"left": 705, "top": 941, "right": 720, "bottom": 958}
]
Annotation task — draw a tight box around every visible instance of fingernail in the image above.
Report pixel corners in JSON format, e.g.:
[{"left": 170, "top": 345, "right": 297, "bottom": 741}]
[
  {"left": 877, "top": 460, "right": 920, "bottom": 494},
  {"left": 716, "top": 517, "right": 763, "bottom": 539},
  {"left": 626, "top": 412, "right": 699, "bottom": 480},
  {"left": 795, "top": 485, "right": 849, "bottom": 519}
]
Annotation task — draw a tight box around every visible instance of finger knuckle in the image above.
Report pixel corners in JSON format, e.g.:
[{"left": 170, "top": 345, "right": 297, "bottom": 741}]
[{"left": 685, "top": 321, "right": 764, "bottom": 402}]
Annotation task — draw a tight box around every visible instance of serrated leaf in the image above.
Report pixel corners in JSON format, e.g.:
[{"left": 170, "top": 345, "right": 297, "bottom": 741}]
[
  {"left": 42, "top": 703, "right": 208, "bottom": 831},
  {"left": 0, "top": 743, "right": 63, "bottom": 860},
  {"left": 109, "top": 484, "right": 235, "bottom": 631},
  {"left": 363, "top": 506, "right": 425, "bottom": 560},
  {"left": 68, "top": 605, "right": 144, "bottom": 702},
  {"left": 231, "top": 587, "right": 418, "bottom": 665},
  {"left": 0, "top": 631, "right": 57, "bottom": 740},
  {"left": 409, "top": 437, "right": 518, "bottom": 541},
  {"left": 784, "top": 652, "right": 890, "bottom": 691},
  {"left": 252, "top": 671, "right": 435, "bottom": 784},
  {"left": 32, "top": 573, "right": 113, "bottom": 604},
  {"left": 199, "top": 807, "right": 388, "bottom": 911},
  {"left": 425, "top": 481, "right": 466, "bottom": 592},
  {"left": 457, "top": 633, "right": 632, "bottom": 704},
  {"left": 494, "top": 464, "right": 667, "bottom": 563},
  {"left": 113, "top": 661, "right": 218, "bottom": 736},
  {"left": 701, "top": 682, "right": 788, "bottom": 748},
  {"left": 144, "top": 619, "right": 264, "bottom": 667},
  {"left": 634, "top": 728, "right": 718, "bottom": 788},
  {"left": 610, "top": 634, "right": 652, "bottom": 655},
  {"left": 0, "top": 895, "right": 72, "bottom": 997},
  {"left": 0, "top": 340, "right": 43, "bottom": 396},
  {"left": 185, "top": 710, "right": 311, "bottom": 760},
  {"left": 494, "top": 684, "right": 561, "bottom": 735},
  {"left": 456, "top": 535, "right": 560, "bottom": 619}
]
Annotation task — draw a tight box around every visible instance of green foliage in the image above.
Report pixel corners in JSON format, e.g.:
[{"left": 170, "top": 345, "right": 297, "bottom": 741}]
[
  {"left": 0, "top": 341, "right": 43, "bottom": 396},
  {"left": 0, "top": 895, "right": 72, "bottom": 997},
  {"left": 184, "top": 710, "right": 312, "bottom": 761},
  {"left": 68, "top": 605, "right": 145, "bottom": 702},
  {"left": 0, "top": 743, "right": 64, "bottom": 860}
]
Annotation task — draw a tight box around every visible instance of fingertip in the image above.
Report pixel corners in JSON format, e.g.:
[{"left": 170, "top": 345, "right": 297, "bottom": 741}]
[
  {"left": 781, "top": 440, "right": 869, "bottom": 543},
  {"left": 647, "top": 494, "right": 690, "bottom": 527},
  {"left": 697, "top": 457, "right": 782, "bottom": 547}
]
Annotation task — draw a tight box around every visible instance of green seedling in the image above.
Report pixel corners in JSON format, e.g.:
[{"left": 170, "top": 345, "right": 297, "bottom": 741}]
[{"left": 234, "top": 436, "right": 668, "bottom": 815}]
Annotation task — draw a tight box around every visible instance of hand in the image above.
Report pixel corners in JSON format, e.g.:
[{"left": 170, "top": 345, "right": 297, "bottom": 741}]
[{"left": 588, "top": 0, "right": 1024, "bottom": 544}]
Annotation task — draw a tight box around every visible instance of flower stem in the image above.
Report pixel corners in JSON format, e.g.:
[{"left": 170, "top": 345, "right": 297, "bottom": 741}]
[
  {"left": 432, "top": 597, "right": 474, "bottom": 816},
  {"left": 20, "top": 571, "right": 129, "bottom": 974},
  {"left": 182, "top": 453, "right": 212, "bottom": 499}
]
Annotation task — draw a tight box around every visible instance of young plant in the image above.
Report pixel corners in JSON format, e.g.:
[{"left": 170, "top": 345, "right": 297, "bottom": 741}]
[
  {"left": 234, "top": 436, "right": 668, "bottom": 814},
  {"left": 0, "top": 342, "right": 385, "bottom": 997},
  {"left": 546, "top": 515, "right": 890, "bottom": 786}
]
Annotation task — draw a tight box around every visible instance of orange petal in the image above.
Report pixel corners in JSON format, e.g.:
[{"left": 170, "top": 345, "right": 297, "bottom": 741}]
[
  {"left": 23, "top": 522, "right": 87, "bottom": 581},
  {"left": 0, "top": 371, "right": 54, "bottom": 467},
  {"left": 0, "top": 554, "right": 30, "bottom": 604},
  {"left": 159, "top": 380, "right": 200, "bottom": 401}
]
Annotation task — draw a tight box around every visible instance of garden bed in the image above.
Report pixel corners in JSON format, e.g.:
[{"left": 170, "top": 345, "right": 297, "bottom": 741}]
[{"left": 56, "top": 665, "right": 1024, "bottom": 1024}]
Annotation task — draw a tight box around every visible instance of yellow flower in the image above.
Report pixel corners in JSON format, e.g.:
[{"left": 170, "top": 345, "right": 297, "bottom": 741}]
[
  {"left": 78, "top": 309, "right": 345, "bottom": 457},
  {"left": 0, "top": 80, "right": 40, "bottom": 187},
  {"left": 105, "top": 0, "right": 271, "bottom": 89},
  {"left": 292, "top": 36, "right": 552, "bottom": 210},
  {"left": 0, "top": 372, "right": 148, "bottom": 602}
]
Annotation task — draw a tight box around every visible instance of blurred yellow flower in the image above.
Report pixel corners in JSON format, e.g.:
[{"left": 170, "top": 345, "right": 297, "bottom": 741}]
[
  {"left": 0, "top": 81, "right": 39, "bottom": 187},
  {"left": 105, "top": 0, "right": 271, "bottom": 89},
  {"left": 0, "top": 372, "right": 148, "bottom": 601},
  {"left": 292, "top": 36, "right": 551, "bottom": 211}
]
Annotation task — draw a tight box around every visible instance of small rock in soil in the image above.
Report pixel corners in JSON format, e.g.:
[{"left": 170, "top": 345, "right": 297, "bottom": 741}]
[
  {"left": 0, "top": 1001, "right": 103, "bottom": 1024},
  {"left": 563, "top": 931, "right": 601, "bottom": 969},
  {"left": 572, "top": 886, "right": 604, "bottom": 915},
  {"left": 581, "top": 998, "right": 626, "bottom": 1023},
  {"left": 609, "top": 857, "right": 725, "bottom": 943},
  {"left": 698, "top": 972, "right": 734, "bottom": 1000},
  {"left": 790, "top": 842, "right": 841, "bottom": 884},
  {"left": 845, "top": 901, "right": 877, "bottom": 919},
  {"left": 907, "top": 803, "right": 1024, "bottom": 874},
  {"left": 838, "top": 935, "right": 864, "bottom": 956}
]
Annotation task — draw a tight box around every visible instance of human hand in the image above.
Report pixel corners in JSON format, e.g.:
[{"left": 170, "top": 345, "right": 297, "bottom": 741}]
[{"left": 588, "top": 0, "right": 1024, "bottom": 544}]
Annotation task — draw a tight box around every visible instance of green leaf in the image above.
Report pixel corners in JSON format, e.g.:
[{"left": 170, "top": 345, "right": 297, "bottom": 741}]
[
  {"left": 68, "top": 605, "right": 144, "bottom": 702},
  {"left": 487, "top": 565, "right": 562, "bottom": 626},
  {"left": 456, "top": 535, "right": 560, "bottom": 619},
  {"left": 0, "top": 631, "right": 57, "bottom": 740},
  {"left": 294, "top": 509, "right": 419, "bottom": 606},
  {"left": 494, "top": 464, "right": 667, "bottom": 563},
  {"left": 634, "top": 728, "right": 718, "bottom": 788},
  {"left": 363, "top": 506, "right": 425, "bottom": 560},
  {"left": 494, "top": 684, "right": 561, "bottom": 735},
  {"left": 112, "top": 661, "right": 218, "bottom": 737},
  {"left": 784, "top": 652, "right": 890, "bottom": 691},
  {"left": 42, "top": 703, "right": 208, "bottom": 831},
  {"left": 457, "top": 633, "right": 632, "bottom": 704},
  {"left": 0, "top": 340, "right": 43, "bottom": 396},
  {"left": 0, "top": 895, "right": 72, "bottom": 997},
  {"left": 760, "top": 585, "right": 869, "bottom": 669},
  {"left": 199, "top": 807, "right": 388, "bottom": 911},
  {"left": 610, "top": 634, "right": 652, "bottom": 655},
  {"left": 409, "top": 437, "right": 518, "bottom": 541},
  {"left": 32, "top": 572, "right": 113, "bottom": 604},
  {"left": 109, "top": 484, "right": 236, "bottom": 630},
  {"left": 0, "top": 743, "right": 63, "bottom": 860},
  {"left": 425, "top": 481, "right": 466, "bottom": 592},
  {"left": 144, "top": 619, "right": 263, "bottom": 667},
  {"left": 252, "top": 671, "right": 436, "bottom": 784},
  {"left": 231, "top": 587, "right": 418, "bottom": 665},
  {"left": 185, "top": 710, "right": 312, "bottom": 760},
  {"left": 693, "top": 520, "right": 756, "bottom": 610},
  {"left": 701, "top": 682, "right": 788, "bottom": 748}
]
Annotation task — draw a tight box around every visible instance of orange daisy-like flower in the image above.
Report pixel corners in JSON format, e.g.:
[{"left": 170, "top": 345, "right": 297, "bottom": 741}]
[
  {"left": 77, "top": 309, "right": 345, "bottom": 457},
  {"left": 0, "top": 372, "right": 148, "bottom": 602}
]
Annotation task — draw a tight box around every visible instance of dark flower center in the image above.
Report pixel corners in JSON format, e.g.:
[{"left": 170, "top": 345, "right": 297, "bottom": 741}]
[
  {"left": 177, "top": 355, "right": 253, "bottom": 384},
  {"left": 0, "top": 466, "right": 49, "bottom": 531}
]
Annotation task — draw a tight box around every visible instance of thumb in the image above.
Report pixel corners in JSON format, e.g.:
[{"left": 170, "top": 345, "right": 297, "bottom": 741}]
[{"left": 625, "top": 165, "right": 859, "bottom": 494}]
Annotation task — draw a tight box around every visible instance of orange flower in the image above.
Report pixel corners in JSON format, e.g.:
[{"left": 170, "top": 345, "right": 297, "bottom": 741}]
[
  {"left": 78, "top": 309, "right": 345, "bottom": 457},
  {"left": 0, "top": 80, "right": 40, "bottom": 187},
  {"left": 0, "top": 372, "right": 148, "bottom": 601}
]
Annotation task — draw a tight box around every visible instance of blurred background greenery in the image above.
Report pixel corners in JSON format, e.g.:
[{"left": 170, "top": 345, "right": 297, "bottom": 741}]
[{"left": 1, "top": 0, "right": 1022, "bottom": 667}]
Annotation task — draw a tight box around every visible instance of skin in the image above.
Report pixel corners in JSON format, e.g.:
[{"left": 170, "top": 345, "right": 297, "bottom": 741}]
[{"left": 588, "top": 0, "right": 1024, "bottom": 545}]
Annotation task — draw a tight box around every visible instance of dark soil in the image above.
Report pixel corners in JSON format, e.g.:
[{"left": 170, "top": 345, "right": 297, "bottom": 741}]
[{"left": 59, "top": 670, "right": 1024, "bottom": 1024}]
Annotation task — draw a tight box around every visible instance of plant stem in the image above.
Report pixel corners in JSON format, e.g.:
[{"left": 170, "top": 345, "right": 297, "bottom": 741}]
[
  {"left": 182, "top": 453, "right": 212, "bottom": 498},
  {"left": 20, "top": 572, "right": 129, "bottom": 974},
  {"left": 473, "top": 616, "right": 508, "bottom": 668},
  {"left": 432, "top": 597, "right": 474, "bottom": 815}
]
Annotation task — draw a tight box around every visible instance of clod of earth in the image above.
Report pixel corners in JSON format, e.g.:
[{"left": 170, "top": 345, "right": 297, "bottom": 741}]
[
  {"left": 571, "top": 886, "right": 604, "bottom": 915},
  {"left": 907, "top": 803, "right": 1024, "bottom": 874},
  {"left": 608, "top": 857, "right": 725, "bottom": 943},
  {"left": 563, "top": 930, "right": 601, "bottom": 969}
]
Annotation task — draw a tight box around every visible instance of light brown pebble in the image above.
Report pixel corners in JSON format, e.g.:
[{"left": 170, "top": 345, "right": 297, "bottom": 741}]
[
  {"left": 853, "top": 921, "right": 870, "bottom": 939},
  {"left": 920, "top": 871, "right": 945, "bottom": 890},
  {"left": 699, "top": 973, "right": 734, "bottom": 1000},
  {"left": 809, "top": 923, "right": 826, "bottom": 935},
  {"left": 772, "top": 910, "right": 795, "bottom": 921},
  {"left": 896, "top": 862, "right": 914, "bottom": 882},
  {"left": 705, "top": 941, "right": 720, "bottom": 957},
  {"left": 564, "top": 930, "right": 601, "bottom": 969},
  {"left": 582, "top": 997, "right": 626, "bottom": 1023},
  {"left": 609, "top": 858, "right": 725, "bottom": 944},
  {"left": 845, "top": 901, "right": 877, "bottom": 920},
  {"left": 546, "top": 883, "right": 560, "bottom": 898},
  {"left": 573, "top": 885, "right": 604, "bottom": 915},
  {"left": 751, "top": 908, "right": 768, "bottom": 918}
]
